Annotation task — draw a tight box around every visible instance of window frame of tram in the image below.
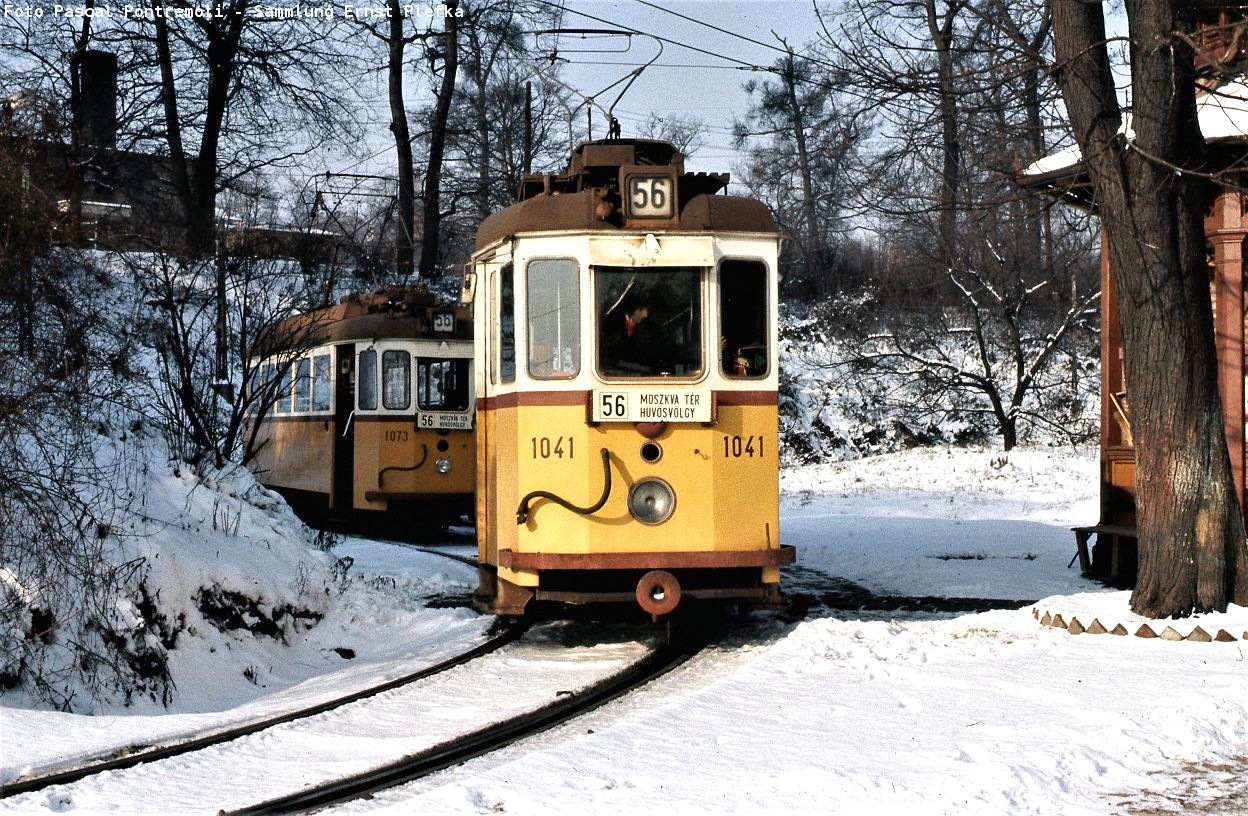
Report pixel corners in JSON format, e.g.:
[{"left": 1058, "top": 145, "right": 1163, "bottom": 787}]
[
  {"left": 254, "top": 350, "right": 333, "bottom": 416},
  {"left": 526, "top": 258, "right": 580, "bottom": 380},
  {"left": 718, "top": 259, "right": 770, "bottom": 379},
  {"left": 277, "top": 363, "right": 293, "bottom": 412},
  {"left": 248, "top": 365, "right": 262, "bottom": 412},
  {"left": 497, "top": 264, "right": 516, "bottom": 384},
  {"left": 417, "top": 357, "right": 471, "bottom": 411},
  {"left": 595, "top": 265, "right": 704, "bottom": 379},
  {"left": 357, "top": 347, "right": 471, "bottom": 414},
  {"left": 311, "top": 354, "right": 331, "bottom": 410},
  {"left": 358, "top": 349, "right": 378, "bottom": 410},
  {"left": 381, "top": 349, "right": 412, "bottom": 411},
  {"left": 293, "top": 357, "right": 312, "bottom": 412},
  {"left": 254, "top": 362, "right": 277, "bottom": 413}
]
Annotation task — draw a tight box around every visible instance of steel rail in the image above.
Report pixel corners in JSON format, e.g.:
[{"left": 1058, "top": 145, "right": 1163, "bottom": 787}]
[
  {"left": 0, "top": 620, "right": 527, "bottom": 799},
  {"left": 223, "top": 626, "right": 714, "bottom": 815},
  {"left": 782, "top": 566, "right": 1037, "bottom": 618}
]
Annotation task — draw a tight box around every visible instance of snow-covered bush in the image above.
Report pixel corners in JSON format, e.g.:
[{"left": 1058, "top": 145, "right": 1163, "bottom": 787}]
[
  {"left": 0, "top": 251, "right": 341, "bottom": 711},
  {"left": 779, "top": 296, "right": 1099, "bottom": 465}
]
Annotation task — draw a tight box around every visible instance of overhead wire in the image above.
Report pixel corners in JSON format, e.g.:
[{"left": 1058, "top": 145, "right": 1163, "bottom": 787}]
[
  {"left": 629, "top": 0, "right": 841, "bottom": 72},
  {"left": 530, "top": 0, "right": 778, "bottom": 75},
  {"left": 532, "top": 0, "right": 853, "bottom": 102},
  {"left": 265, "top": 1, "right": 840, "bottom": 187}
]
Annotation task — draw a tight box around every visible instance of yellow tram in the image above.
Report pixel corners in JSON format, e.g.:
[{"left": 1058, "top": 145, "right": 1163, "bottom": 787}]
[
  {"left": 464, "top": 139, "right": 794, "bottom": 616},
  {"left": 247, "top": 287, "right": 475, "bottom": 528}
]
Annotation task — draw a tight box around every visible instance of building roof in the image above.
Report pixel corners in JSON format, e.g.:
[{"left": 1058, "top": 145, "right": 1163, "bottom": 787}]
[
  {"left": 1021, "top": 75, "right": 1248, "bottom": 180},
  {"left": 1017, "top": 75, "right": 1248, "bottom": 208}
]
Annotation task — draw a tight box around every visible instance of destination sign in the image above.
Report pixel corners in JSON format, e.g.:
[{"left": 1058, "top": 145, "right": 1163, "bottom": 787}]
[
  {"left": 592, "top": 389, "right": 712, "bottom": 423},
  {"left": 418, "top": 412, "right": 471, "bottom": 430}
]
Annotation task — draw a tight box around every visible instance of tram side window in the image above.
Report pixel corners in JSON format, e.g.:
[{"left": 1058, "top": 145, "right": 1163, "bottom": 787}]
[
  {"left": 277, "top": 363, "right": 293, "bottom": 413},
  {"left": 294, "top": 357, "right": 311, "bottom": 412},
  {"left": 250, "top": 362, "right": 272, "bottom": 414},
  {"left": 312, "top": 354, "right": 331, "bottom": 411},
  {"left": 719, "top": 260, "right": 769, "bottom": 379},
  {"left": 527, "top": 259, "right": 580, "bottom": 379},
  {"left": 596, "top": 265, "right": 703, "bottom": 378},
  {"left": 499, "top": 264, "right": 515, "bottom": 383},
  {"left": 382, "top": 349, "right": 411, "bottom": 410},
  {"left": 358, "top": 349, "right": 378, "bottom": 410},
  {"left": 418, "top": 359, "right": 471, "bottom": 411}
]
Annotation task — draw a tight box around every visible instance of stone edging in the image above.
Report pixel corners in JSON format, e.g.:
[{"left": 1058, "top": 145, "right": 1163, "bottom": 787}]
[{"left": 1032, "top": 608, "right": 1245, "bottom": 642}]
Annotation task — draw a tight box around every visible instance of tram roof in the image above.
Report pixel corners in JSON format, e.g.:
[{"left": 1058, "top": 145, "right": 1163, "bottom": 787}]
[
  {"left": 474, "top": 139, "right": 779, "bottom": 250},
  {"left": 252, "top": 287, "right": 471, "bottom": 356}
]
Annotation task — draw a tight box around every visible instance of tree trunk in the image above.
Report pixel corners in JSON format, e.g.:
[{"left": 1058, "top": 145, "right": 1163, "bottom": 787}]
[
  {"left": 783, "top": 49, "right": 824, "bottom": 284},
  {"left": 153, "top": 4, "right": 248, "bottom": 257},
  {"left": 192, "top": 13, "right": 247, "bottom": 257},
  {"left": 387, "top": 0, "right": 415, "bottom": 279},
  {"left": 418, "top": 0, "right": 459, "bottom": 280},
  {"left": 153, "top": 9, "right": 195, "bottom": 252},
  {"left": 924, "top": 0, "right": 962, "bottom": 266},
  {"left": 66, "top": 4, "right": 94, "bottom": 244},
  {"left": 1052, "top": 0, "right": 1248, "bottom": 615}
]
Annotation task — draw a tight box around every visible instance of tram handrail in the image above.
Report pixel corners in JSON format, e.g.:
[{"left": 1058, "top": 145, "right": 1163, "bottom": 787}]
[
  {"left": 516, "top": 448, "right": 612, "bottom": 524},
  {"left": 379, "top": 444, "right": 429, "bottom": 486}
]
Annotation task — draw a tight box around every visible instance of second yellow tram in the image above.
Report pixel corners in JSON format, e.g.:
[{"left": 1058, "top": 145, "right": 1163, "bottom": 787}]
[{"left": 247, "top": 288, "right": 475, "bottom": 530}]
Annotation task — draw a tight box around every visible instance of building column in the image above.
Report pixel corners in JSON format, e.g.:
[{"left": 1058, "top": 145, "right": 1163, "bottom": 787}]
[{"left": 1209, "top": 191, "right": 1247, "bottom": 513}]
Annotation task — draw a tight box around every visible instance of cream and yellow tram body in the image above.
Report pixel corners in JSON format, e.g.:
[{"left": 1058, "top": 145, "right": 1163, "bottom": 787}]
[
  {"left": 466, "top": 139, "right": 795, "bottom": 616},
  {"left": 248, "top": 288, "right": 475, "bottom": 528}
]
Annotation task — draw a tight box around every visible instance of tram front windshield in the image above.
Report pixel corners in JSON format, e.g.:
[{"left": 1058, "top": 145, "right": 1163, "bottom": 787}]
[{"left": 596, "top": 266, "right": 702, "bottom": 378}]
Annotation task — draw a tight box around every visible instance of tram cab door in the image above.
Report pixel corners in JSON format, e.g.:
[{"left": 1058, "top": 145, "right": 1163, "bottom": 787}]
[
  {"left": 332, "top": 344, "right": 356, "bottom": 513},
  {"left": 474, "top": 258, "right": 513, "bottom": 563}
]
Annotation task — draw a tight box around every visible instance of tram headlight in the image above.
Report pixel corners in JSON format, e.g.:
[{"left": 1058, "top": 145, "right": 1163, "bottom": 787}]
[
  {"left": 627, "top": 478, "right": 676, "bottom": 525},
  {"left": 435, "top": 457, "right": 452, "bottom": 475}
]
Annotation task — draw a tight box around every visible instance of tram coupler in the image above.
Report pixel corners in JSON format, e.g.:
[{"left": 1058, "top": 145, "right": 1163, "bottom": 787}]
[{"left": 635, "top": 569, "right": 682, "bottom": 618}]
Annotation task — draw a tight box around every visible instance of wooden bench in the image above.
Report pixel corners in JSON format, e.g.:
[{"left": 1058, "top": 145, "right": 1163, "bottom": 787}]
[{"left": 1070, "top": 524, "right": 1137, "bottom": 577}]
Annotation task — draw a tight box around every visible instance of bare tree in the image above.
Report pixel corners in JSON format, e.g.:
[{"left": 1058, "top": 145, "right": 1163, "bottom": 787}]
[
  {"left": 0, "top": 110, "right": 60, "bottom": 358},
  {"left": 733, "top": 49, "right": 864, "bottom": 299},
  {"left": 787, "top": 0, "right": 1100, "bottom": 449},
  {"left": 127, "top": 195, "right": 333, "bottom": 469},
  {"left": 429, "top": 3, "right": 576, "bottom": 270},
  {"left": 639, "top": 112, "right": 705, "bottom": 158},
  {"left": 345, "top": 0, "right": 424, "bottom": 280},
  {"left": 1051, "top": 0, "right": 1248, "bottom": 617},
  {"left": 858, "top": 229, "right": 1099, "bottom": 449},
  {"left": 387, "top": 0, "right": 418, "bottom": 279},
  {"left": 418, "top": 0, "right": 460, "bottom": 280},
  {"left": 112, "top": 0, "right": 359, "bottom": 255},
  {"left": 820, "top": 0, "right": 972, "bottom": 265},
  {"left": 457, "top": 0, "right": 524, "bottom": 223},
  {"left": 0, "top": 226, "right": 175, "bottom": 708}
]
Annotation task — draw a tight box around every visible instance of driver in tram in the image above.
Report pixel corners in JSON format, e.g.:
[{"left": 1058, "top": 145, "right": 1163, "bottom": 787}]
[{"left": 601, "top": 295, "right": 665, "bottom": 375}]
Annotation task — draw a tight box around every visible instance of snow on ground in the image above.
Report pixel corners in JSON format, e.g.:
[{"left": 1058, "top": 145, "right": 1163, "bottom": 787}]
[{"left": 3, "top": 445, "right": 1248, "bottom": 815}]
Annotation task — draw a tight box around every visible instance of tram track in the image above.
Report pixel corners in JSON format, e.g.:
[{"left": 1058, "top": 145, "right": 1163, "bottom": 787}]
[
  {"left": 223, "top": 624, "right": 715, "bottom": 815},
  {"left": 2, "top": 603, "right": 713, "bottom": 814},
  {"left": 0, "top": 536, "right": 713, "bottom": 816},
  {"left": 783, "top": 565, "right": 1037, "bottom": 619},
  {"left": 0, "top": 619, "right": 528, "bottom": 799}
]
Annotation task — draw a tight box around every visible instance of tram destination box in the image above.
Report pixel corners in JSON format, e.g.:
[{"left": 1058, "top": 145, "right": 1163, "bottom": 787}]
[{"left": 592, "top": 388, "right": 712, "bottom": 423}]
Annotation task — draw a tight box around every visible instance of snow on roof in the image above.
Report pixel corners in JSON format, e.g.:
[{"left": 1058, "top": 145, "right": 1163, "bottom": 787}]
[
  {"left": 1022, "top": 74, "right": 1248, "bottom": 177},
  {"left": 1197, "top": 74, "right": 1248, "bottom": 137},
  {"left": 1021, "top": 143, "right": 1084, "bottom": 177}
]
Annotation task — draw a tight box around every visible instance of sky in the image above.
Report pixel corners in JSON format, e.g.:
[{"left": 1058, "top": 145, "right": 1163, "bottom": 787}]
[
  {"left": 321, "top": 0, "right": 829, "bottom": 183},
  {"left": 540, "top": 0, "right": 828, "bottom": 172}
]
